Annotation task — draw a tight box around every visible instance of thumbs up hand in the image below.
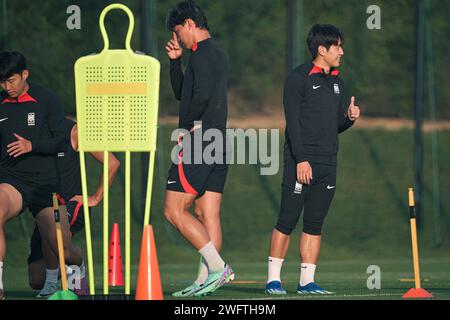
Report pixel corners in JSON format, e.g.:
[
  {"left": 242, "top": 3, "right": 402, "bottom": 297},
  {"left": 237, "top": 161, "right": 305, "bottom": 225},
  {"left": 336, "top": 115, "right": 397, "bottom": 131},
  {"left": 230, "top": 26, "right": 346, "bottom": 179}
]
[{"left": 348, "top": 96, "right": 361, "bottom": 121}]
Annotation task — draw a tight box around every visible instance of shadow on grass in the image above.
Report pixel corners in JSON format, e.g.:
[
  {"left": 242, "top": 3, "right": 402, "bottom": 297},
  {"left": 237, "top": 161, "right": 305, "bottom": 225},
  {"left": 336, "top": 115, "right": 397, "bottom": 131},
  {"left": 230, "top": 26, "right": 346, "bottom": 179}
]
[{"left": 357, "top": 131, "right": 407, "bottom": 220}]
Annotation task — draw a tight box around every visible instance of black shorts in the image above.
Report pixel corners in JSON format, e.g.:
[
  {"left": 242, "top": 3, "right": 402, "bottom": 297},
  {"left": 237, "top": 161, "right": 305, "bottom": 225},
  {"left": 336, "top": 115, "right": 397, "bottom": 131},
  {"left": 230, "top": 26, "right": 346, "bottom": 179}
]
[
  {"left": 0, "top": 171, "right": 57, "bottom": 218},
  {"left": 166, "top": 149, "right": 229, "bottom": 197},
  {"left": 27, "top": 201, "right": 88, "bottom": 264},
  {"left": 276, "top": 153, "right": 337, "bottom": 236}
]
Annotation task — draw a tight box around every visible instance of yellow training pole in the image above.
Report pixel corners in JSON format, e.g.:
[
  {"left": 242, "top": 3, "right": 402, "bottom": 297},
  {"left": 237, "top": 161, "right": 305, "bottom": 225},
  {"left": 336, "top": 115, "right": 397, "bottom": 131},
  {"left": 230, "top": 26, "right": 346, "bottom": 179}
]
[
  {"left": 79, "top": 151, "right": 95, "bottom": 295},
  {"left": 402, "top": 187, "right": 432, "bottom": 298},
  {"left": 52, "top": 194, "right": 68, "bottom": 290},
  {"left": 125, "top": 151, "right": 131, "bottom": 295},
  {"left": 143, "top": 151, "right": 156, "bottom": 228},
  {"left": 408, "top": 188, "right": 421, "bottom": 289},
  {"left": 103, "top": 151, "right": 109, "bottom": 295}
]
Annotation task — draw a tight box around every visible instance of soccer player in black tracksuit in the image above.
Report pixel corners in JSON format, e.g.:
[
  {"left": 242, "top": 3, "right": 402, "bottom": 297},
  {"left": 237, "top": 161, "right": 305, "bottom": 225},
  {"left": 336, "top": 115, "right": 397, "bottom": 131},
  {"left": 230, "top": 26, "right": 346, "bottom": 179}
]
[
  {"left": 0, "top": 51, "right": 83, "bottom": 300},
  {"left": 265, "top": 25, "right": 361, "bottom": 295},
  {"left": 27, "top": 118, "right": 120, "bottom": 297},
  {"left": 164, "top": 1, "right": 234, "bottom": 297}
]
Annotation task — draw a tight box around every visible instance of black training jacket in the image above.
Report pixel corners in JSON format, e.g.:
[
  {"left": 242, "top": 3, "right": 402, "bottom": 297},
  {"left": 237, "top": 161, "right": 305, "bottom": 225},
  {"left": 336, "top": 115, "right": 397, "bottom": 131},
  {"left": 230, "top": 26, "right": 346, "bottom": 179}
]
[
  {"left": 283, "top": 62, "right": 354, "bottom": 166},
  {"left": 0, "top": 83, "right": 68, "bottom": 185},
  {"left": 169, "top": 38, "right": 228, "bottom": 132}
]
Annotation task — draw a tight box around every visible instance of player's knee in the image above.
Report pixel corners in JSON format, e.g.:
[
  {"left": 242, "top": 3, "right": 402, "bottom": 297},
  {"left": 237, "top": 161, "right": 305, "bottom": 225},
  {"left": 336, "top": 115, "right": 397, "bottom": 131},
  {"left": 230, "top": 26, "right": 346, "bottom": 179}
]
[
  {"left": 275, "top": 212, "right": 299, "bottom": 235},
  {"left": 164, "top": 196, "right": 193, "bottom": 226},
  {"left": 0, "top": 211, "right": 7, "bottom": 226},
  {"left": 275, "top": 221, "right": 295, "bottom": 236},
  {"left": 0, "top": 191, "right": 10, "bottom": 220},
  {"left": 0, "top": 213, "right": 6, "bottom": 226},
  {"left": 164, "top": 205, "right": 180, "bottom": 226},
  {"left": 303, "top": 220, "right": 323, "bottom": 236}
]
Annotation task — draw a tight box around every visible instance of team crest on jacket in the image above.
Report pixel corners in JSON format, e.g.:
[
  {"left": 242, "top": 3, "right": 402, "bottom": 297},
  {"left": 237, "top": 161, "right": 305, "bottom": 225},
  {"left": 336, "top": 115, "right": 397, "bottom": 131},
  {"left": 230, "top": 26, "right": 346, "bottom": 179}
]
[
  {"left": 294, "top": 182, "right": 303, "bottom": 194},
  {"left": 27, "top": 113, "right": 35, "bottom": 126},
  {"left": 334, "top": 83, "right": 340, "bottom": 94}
]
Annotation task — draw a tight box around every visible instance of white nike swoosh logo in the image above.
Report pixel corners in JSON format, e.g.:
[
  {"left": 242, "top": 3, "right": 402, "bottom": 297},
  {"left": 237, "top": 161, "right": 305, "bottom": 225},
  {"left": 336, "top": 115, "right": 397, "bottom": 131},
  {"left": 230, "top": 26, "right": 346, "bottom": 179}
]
[
  {"left": 0, "top": 118, "right": 8, "bottom": 122},
  {"left": 313, "top": 85, "right": 321, "bottom": 90},
  {"left": 327, "top": 185, "right": 336, "bottom": 190},
  {"left": 167, "top": 181, "right": 177, "bottom": 185}
]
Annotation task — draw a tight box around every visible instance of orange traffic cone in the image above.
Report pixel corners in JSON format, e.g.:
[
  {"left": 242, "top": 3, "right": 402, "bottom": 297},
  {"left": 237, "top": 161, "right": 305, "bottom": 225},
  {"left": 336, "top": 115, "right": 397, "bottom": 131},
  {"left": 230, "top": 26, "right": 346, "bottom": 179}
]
[
  {"left": 135, "top": 225, "right": 163, "bottom": 300},
  {"left": 403, "top": 288, "right": 433, "bottom": 299},
  {"left": 108, "top": 223, "right": 124, "bottom": 287}
]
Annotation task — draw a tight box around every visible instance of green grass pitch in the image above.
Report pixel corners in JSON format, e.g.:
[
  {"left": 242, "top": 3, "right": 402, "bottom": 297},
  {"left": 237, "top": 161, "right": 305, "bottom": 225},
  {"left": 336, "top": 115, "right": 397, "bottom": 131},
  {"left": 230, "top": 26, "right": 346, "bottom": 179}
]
[{"left": 3, "top": 126, "right": 450, "bottom": 300}]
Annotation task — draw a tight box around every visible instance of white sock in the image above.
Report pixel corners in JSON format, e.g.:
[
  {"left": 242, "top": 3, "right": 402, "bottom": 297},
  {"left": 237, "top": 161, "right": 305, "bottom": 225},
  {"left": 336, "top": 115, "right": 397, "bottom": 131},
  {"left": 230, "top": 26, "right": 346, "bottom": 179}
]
[
  {"left": 267, "top": 256, "right": 284, "bottom": 283},
  {"left": 300, "top": 263, "right": 316, "bottom": 286},
  {"left": 0, "top": 261, "right": 3, "bottom": 290},
  {"left": 194, "top": 257, "right": 209, "bottom": 285},
  {"left": 198, "top": 241, "right": 225, "bottom": 272},
  {"left": 46, "top": 268, "right": 59, "bottom": 284}
]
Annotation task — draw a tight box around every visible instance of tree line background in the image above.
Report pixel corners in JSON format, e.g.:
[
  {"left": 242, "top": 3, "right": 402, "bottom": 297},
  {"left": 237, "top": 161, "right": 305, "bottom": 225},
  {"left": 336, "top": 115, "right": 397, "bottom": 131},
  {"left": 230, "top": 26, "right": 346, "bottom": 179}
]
[{"left": 1, "top": 0, "right": 449, "bottom": 119}]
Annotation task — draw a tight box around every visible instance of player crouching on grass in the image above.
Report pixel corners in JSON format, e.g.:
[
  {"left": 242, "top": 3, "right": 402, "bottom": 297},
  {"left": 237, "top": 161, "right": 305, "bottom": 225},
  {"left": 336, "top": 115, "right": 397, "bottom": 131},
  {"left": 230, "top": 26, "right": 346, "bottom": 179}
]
[
  {"left": 27, "top": 118, "right": 120, "bottom": 297},
  {"left": 0, "top": 51, "right": 84, "bottom": 300},
  {"left": 265, "top": 25, "right": 360, "bottom": 295},
  {"left": 164, "top": 1, "right": 234, "bottom": 297}
]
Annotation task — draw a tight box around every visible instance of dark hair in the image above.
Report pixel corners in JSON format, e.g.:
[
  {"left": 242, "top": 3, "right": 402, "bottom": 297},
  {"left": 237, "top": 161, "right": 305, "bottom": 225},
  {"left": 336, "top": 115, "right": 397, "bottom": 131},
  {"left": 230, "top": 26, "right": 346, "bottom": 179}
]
[
  {"left": 0, "top": 51, "right": 27, "bottom": 81},
  {"left": 166, "top": 0, "right": 209, "bottom": 31},
  {"left": 307, "top": 24, "right": 344, "bottom": 59}
]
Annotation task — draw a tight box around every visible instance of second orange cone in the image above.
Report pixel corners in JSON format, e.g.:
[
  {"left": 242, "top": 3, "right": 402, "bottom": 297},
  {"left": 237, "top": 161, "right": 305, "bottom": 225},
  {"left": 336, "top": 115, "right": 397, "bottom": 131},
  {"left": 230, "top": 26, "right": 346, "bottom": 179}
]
[
  {"left": 108, "top": 223, "right": 124, "bottom": 287},
  {"left": 135, "top": 225, "right": 163, "bottom": 300}
]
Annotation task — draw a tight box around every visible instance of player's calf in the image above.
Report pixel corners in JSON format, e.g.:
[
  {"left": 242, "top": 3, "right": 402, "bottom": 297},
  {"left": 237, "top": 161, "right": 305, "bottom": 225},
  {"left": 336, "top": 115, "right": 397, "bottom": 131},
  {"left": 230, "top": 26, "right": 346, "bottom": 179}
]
[
  {"left": 0, "top": 185, "right": 23, "bottom": 298},
  {"left": 36, "top": 207, "right": 82, "bottom": 266},
  {"left": 28, "top": 259, "right": 46, "bottom": 290}
]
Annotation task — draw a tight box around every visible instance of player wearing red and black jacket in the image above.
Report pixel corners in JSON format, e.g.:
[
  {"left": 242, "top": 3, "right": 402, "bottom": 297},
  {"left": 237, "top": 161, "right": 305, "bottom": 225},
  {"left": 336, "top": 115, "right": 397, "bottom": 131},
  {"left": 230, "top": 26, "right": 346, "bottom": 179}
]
[
  {"left": 266, "top": 25, "right": 361, "bottom": 295},
  {"left": 163, "top": 1, "right": 233, "bottom": 298},
  {"left": 27, "top": 118, "right": 120, "bottom": 297},
  {"left": 0, "top": 51, "right": 82, "bottom": 299}
]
